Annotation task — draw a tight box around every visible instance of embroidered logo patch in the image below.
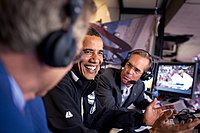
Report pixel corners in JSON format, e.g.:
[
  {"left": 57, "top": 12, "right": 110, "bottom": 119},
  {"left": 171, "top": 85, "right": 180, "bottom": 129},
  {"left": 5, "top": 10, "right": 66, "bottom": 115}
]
[
  {"left": 65, "top": 111, "right": 73, "bottom": 118},
  {"left": 87, "top": 91, "right": 95, "bottom": 104},
  {"left": 87, "top": 91, "right": 96, "bottom": 114}
]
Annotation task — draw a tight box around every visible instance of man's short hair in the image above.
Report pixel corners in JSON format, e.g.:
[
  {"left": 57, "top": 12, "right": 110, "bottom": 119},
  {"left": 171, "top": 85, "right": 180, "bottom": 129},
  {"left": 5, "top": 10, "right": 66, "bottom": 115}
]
[
  {"left": 87, "top": 27, "right": 102, "bottom": 38},
  {"left": 0, "top": 0, "right": 96, "bottom": 53}
]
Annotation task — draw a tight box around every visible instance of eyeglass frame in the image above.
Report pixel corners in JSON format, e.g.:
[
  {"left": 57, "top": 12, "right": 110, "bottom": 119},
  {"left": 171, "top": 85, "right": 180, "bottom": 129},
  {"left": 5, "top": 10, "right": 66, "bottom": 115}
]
[{"left": 124, "top": 61, "right": 144, "bottom": 75}]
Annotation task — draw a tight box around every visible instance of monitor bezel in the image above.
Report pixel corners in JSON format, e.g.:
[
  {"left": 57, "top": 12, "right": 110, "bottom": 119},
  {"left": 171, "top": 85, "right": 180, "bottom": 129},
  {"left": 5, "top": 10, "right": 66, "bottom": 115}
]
[{"left": 153, "top": 62, "right": 199, "bottom": 99}]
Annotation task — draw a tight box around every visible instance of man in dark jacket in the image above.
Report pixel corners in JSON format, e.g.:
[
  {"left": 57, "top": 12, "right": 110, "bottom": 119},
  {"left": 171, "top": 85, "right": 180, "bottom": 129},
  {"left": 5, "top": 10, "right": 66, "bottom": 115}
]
[
  {"left": 95, "top": 49, "right": 153, "bottom": 112},
  {"left": 43, "top": 28, "right": 200, "bottom": 133},
  {"left": 95, "top": 49, "right": 154, "bottom": 132}
]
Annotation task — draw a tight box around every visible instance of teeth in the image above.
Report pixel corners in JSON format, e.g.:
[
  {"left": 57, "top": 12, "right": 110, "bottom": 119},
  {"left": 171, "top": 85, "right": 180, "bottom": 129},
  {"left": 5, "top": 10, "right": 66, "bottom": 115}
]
[{"left": 86, "top": 66, "right": 96, "bottom": 71}]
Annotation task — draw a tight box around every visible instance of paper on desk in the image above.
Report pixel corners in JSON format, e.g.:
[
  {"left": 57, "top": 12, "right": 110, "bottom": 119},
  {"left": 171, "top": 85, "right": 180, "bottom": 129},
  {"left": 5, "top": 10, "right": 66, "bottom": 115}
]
[{"left": 164, "top": 100, "right": 187, "bottom": 112}]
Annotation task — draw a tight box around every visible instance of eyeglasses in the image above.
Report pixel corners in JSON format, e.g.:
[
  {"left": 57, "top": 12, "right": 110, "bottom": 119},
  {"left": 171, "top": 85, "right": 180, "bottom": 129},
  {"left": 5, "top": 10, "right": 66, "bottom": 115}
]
[{"left": 125, "top": 62, "right": 143, "bottom": 75}]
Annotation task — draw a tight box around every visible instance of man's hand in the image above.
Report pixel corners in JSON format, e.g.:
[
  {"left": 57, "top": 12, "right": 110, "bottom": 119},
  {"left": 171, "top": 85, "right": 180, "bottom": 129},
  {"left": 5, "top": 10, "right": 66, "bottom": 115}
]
[
  {"left": 150, "top": 110, "right": 200, "bottom": 133},
  {"left": 144, "top": 98, "right": 174, "bottom": 125}
]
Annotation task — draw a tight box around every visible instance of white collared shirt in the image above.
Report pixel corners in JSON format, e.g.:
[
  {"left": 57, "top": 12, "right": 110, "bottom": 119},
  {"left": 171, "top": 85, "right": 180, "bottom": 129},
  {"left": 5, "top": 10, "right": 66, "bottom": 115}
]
[
  {"left": 121, "top": 83, "right": 132, "bottom": 106},
  {"left": 8, "top": 76, "right": 25, "bottom": 111}
]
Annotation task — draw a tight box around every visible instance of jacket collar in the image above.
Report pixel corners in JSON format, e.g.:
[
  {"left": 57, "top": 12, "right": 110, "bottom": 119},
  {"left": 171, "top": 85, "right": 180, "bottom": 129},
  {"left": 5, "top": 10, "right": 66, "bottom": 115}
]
[{"left": 70, "top": 66, "right": 97, "bottom": 96}]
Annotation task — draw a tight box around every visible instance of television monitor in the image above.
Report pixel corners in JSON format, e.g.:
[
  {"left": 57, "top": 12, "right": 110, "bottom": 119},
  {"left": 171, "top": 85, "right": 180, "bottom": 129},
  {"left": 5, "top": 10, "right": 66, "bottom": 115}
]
[{"left": 154, "top": 62, "right": 198, "bottom": 100}]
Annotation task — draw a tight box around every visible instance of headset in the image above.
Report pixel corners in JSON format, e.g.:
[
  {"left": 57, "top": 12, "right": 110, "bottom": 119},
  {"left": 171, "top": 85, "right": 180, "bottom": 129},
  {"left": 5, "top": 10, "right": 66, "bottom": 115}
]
[
  {"left": 37, "top": 0, "right": 83, "bottom": 67},
  {"left": 121, "top": 49, "right": 154, "bottom": 81}
]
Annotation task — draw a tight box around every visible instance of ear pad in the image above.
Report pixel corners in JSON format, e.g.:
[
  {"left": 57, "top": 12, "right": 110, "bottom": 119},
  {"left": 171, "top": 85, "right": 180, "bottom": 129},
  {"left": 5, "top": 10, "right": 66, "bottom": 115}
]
[
  {"left": 38, "top": 27, "right": 76, "bottom": 67},
  {"left": 121, "top": 59, "right": 128, "bottom": 67},
  {"left": 140, "top": 71, "right": 153, "bottom": 81}
]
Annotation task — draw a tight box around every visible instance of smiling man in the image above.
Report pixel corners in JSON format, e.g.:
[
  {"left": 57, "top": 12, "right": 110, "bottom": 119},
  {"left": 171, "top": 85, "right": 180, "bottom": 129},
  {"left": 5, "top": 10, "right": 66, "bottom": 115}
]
[
  {"left": 77, "top": 34, "right": 103, "bottom": 80},
  {"left": 43, "top": 27, "right": 107, "bottom": 133}
]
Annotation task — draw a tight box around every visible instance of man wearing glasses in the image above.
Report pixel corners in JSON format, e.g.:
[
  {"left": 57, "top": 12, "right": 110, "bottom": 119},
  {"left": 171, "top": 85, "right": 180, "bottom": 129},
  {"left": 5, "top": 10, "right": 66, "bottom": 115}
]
[
  {"left": 96, "top": 49, "right": 153, "bottom": 112},
  {"left": 95, "top": 49, "right": 154, "bottom": 132}
]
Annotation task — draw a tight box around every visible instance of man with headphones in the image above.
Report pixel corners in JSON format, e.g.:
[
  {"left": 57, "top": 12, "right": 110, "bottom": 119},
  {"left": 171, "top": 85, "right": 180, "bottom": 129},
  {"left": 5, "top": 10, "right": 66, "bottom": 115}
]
[
  {"left": 95, "top": 49, "right": 200, "bottom": 132},
  {"left": 95, "top": 49, "right": 153, "bottom": 132},
  {"left": 96, "top": 49, "right": 153, "bottom": 112},
  {"left": 0, "top": 0, "right": 96, "bottom": 132}
]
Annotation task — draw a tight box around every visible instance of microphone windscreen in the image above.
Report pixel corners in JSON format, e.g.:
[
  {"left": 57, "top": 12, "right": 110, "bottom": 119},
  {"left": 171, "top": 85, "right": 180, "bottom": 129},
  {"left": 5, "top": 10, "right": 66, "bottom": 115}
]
[{"left": 129, "top": 80, "right": 136, "bottom": 84}]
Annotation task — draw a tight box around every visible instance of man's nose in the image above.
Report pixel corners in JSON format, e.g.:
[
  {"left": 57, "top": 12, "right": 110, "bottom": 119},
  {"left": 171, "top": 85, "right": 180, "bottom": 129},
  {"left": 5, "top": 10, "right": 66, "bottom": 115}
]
[
  {"left": 127, "top": 67, "right": 136, "bottom": 75},
  {"left": 90, "top": 53, "right": 101, "bottom": 63}
]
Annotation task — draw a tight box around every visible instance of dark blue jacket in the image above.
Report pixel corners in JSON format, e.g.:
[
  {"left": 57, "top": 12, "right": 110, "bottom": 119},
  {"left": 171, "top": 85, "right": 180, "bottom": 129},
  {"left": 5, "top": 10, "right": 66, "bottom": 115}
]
[{"left": 0, "top": 60, "right": 50, "bottom": 133}]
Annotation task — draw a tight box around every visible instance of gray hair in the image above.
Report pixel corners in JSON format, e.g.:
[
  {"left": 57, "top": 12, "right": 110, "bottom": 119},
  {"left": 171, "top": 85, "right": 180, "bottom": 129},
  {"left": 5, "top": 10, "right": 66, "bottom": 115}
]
[{"left": 0, "top": 0, "right": 96, "bottom": 53}]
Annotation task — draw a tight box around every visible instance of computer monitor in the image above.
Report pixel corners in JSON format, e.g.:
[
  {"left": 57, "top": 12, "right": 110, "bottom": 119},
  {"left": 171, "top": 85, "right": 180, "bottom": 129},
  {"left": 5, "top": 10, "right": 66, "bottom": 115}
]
[{"left": 154, "top": 62, "right": 198, "bottom": 100}]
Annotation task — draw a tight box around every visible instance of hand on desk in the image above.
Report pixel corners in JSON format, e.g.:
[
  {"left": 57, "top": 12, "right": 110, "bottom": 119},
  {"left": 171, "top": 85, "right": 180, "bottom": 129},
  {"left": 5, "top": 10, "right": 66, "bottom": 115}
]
[
  {"left": 150, "top": 110, "right": 200, "bottom": 133},
  {"left": 144, "top": 98, "right": 175, "bottom": 125}
]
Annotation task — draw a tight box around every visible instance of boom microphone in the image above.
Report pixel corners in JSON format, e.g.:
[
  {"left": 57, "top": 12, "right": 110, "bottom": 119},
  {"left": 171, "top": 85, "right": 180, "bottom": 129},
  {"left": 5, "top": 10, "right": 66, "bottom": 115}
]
[{"left": 129, "top": 80, "right": 136, "bottom": 84}]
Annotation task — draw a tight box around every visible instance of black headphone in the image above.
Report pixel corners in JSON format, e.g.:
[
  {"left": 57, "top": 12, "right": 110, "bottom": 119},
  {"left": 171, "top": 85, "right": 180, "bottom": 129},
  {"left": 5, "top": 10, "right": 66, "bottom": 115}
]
[
  {"left": 121, "top": 49, "right": 154, "bottom": 81},
  {"left": 37, "top": 0, "right": 83, "bottom": 67}
]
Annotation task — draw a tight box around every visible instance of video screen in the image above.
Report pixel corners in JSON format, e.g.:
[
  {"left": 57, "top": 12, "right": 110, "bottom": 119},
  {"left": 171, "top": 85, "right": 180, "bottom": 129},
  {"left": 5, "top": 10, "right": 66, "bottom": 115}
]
[{"left": 154, "top": 62, "right": 198, "bottom": 98}]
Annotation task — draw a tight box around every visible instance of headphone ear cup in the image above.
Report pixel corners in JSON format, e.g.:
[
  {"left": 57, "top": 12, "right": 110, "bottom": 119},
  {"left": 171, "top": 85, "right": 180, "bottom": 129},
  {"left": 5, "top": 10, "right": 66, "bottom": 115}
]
[
  {"left": 38, "top": 27, "right": 77, "bottom": 67},
  {"left": 121, "top": 59, "right": 128, "bottom": 67},
  {"left": 140, "top": 71, "right": 153, "bottom": 81}
]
